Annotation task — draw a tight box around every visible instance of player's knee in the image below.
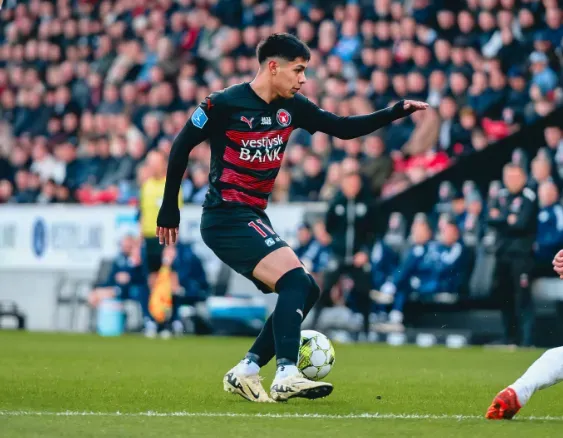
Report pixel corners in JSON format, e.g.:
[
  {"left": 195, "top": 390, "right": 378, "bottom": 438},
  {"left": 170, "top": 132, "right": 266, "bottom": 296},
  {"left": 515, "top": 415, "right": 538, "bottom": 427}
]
[
  {"left": 275, "top": 267, "right": 311, "bottom": 296},
  {"left": 306, "top": 274, "right": 321, "bottom": 303}
]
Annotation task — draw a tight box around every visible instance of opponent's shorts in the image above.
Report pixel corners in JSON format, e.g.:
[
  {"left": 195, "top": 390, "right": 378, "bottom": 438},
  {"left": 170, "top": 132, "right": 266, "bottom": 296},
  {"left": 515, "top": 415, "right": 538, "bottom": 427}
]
[{"left": 200, "top": 205, "right": 289, "bottom": 293}]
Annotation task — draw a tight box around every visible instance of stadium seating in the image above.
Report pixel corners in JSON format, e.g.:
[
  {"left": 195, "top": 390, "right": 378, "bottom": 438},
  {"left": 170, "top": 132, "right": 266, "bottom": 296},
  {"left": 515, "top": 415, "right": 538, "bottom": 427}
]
[{"left": 0, "top": 0, "right": 562, "bottom": 343}]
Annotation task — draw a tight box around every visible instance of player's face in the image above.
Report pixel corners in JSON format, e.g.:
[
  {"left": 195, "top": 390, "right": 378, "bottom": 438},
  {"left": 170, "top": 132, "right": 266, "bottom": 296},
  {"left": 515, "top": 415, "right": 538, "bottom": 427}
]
[{"left": 274, "top": 57, "right": 308, "bottom": 98}]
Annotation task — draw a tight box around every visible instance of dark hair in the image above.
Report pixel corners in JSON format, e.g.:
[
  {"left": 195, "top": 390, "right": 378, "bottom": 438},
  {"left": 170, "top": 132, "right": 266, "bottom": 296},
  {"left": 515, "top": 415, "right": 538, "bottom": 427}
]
[{"left": 256, "top": 33, "right": 311, "bottom": 64}]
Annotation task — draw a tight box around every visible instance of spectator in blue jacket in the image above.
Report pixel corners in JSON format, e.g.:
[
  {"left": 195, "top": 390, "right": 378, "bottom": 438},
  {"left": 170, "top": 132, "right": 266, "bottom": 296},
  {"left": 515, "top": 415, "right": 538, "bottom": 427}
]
[
  {"left": 534, "top": 181, "right": 563, "bottom": 277},
  {"left": 376, "top": 215, "right": 467, "bottom": 331},
  {"left": 294, "top": 221, "right": 331, "bottom": 274},
  {"left": 373, "top": 214, "right": 434, "bottom": 327},
  {"left": 370, "top": 239, "right": 400, "bottom": 292},
  {"left": 529, "top": 51, "right": 559, "bottom": 95},
  {"left": 88, "top": 235, "right": 147, "bottom": 308},
  {"left": 435, "top": 217, "right": 468, "bottom": 296}
]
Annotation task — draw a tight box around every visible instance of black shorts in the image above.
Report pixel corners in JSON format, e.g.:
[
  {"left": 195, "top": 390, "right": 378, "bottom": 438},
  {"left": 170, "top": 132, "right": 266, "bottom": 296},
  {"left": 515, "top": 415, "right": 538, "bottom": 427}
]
[
  {"left": 144, "top": 237, "right": 163, "bottom": 273},
  {"left": 200, "top": 205, "right": 289, "bottom": 293}
]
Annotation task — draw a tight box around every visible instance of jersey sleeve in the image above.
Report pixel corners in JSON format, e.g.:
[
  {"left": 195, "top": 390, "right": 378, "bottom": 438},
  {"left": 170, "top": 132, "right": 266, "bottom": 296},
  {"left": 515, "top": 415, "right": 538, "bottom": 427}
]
[
  {"left": 158, "top": 94, "right": 222, "bottom": 224},
  {"left": 294, "top": 95, "right": 411, "bottom": 139}
]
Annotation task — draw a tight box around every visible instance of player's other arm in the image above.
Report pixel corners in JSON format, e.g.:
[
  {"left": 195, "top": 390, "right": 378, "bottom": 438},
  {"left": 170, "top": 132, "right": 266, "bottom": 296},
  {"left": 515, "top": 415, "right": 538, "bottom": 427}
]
[
  {"left": 296, "top": 97, "right": 428, "bottom": 139},
  {"left": 157, "top": 97, "right": 216, "bottom": 245}
]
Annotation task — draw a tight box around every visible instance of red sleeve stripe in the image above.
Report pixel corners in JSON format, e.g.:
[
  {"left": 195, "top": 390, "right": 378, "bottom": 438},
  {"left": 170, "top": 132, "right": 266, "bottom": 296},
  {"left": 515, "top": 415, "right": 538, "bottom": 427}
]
[
  {"left": 221, "top": 189, "right": 268, "bottom": 210},
  {"left": 223, "top": 146, "right": 284, "bottom": 170},
  {"left": 219, "top": 168, "right": 276, "bottom": 194},
  {"left": 225, "top": 126, "right": 294, "bottom": 145}
]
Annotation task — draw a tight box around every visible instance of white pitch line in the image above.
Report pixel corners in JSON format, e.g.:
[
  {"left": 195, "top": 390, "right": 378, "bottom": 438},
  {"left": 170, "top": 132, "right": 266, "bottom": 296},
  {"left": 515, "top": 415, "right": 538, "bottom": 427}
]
[{"left": 1, "top": 411, "right": 563, "bottom": 421}]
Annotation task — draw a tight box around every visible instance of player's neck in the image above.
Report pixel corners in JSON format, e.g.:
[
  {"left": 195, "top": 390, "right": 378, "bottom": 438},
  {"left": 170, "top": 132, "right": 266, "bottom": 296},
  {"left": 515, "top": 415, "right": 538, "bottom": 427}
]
[{"left": 249, "top": 75, "right": 279, "bottom": 104}]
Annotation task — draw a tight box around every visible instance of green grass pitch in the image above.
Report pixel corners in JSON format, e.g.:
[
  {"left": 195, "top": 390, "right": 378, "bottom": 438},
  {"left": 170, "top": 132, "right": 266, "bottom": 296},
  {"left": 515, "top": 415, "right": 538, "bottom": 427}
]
[{"left": 1, "top": 331, "right": 562, "bottom": 437}]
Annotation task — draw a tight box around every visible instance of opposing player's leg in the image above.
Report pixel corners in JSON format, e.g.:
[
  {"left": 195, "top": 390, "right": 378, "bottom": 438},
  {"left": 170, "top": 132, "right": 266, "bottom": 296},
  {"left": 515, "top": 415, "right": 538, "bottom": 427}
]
[
  {"left": 250, "top": 247, "right": 333, "bottom": 401},
  {"left": 486, "top": 346, "right": 563, "bottom": 419}
]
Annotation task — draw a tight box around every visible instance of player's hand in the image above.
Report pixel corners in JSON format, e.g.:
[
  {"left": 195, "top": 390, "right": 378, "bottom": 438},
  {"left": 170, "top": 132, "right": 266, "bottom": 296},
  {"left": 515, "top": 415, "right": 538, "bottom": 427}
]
[
  {"left": 507, "top": 214, "right": 517, "bottom": 225},
  {"left": 402, "top": 100, "right": 429, "bottom": 114},
  {"left": 489, "top": 208, "right": 500, "bottom": 219},
  {"left": 156, "top": 226, "right": 179, "bottom": 246},
  {"left": 156, "top": 203, "right": 180, "bottom": 246},
  {"left": 553, "top": 250, "right": 563, "bottom": 279}
]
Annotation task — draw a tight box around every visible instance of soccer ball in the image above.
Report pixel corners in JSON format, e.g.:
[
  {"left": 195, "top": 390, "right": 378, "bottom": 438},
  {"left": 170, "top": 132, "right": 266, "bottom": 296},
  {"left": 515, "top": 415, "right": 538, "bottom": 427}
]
[{"left": 297, "top": 330, "right": 335, "bottom": 381}]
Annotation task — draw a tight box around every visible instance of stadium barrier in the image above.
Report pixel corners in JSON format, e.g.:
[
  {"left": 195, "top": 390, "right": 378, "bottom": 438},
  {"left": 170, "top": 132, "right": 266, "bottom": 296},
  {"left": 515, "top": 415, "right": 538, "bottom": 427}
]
[{"left": 0, "top": 203, "right": 324, "bottom": 331}]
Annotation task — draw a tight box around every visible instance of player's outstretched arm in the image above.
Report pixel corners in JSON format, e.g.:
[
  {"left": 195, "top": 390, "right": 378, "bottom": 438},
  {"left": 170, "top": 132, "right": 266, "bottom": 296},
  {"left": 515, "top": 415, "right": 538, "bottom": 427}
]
[
  {"left": 157, "top": 103, "right": 212, "bottom": 245},
  {"left": 297, "top": 98, "right": 428, "bottom": 139}
]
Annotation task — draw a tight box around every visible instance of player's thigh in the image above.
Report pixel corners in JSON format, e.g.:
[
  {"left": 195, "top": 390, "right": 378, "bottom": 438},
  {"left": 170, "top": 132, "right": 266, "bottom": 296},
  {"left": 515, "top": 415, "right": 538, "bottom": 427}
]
[
  {"left": 252, "top": 246, "right": 303, "bottom": 291},
  {"left": 201, "top": 207, "right": 293, "bottom": 291}
]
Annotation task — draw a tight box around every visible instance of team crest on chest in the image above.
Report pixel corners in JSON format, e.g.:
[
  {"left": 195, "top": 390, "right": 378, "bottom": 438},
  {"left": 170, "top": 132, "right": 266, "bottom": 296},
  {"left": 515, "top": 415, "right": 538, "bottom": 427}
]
[
  {"left": 276, "top": 109, "right": 291, "bottom": 127},
  {"left": 241, "top": 116, "right": 254, "bottom": 129}
]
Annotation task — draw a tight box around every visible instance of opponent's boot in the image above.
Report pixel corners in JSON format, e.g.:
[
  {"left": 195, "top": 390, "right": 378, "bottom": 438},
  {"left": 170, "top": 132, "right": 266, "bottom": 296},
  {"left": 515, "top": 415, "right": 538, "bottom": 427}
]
[{"left": 485, "top": 387, "right": 522, "bottom": 420}]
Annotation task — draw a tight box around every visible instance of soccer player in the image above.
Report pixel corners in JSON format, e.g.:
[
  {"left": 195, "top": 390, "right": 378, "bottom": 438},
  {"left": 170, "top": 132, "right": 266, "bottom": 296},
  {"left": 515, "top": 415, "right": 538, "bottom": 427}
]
[
  {"left": 156, "top": 33, "right": 428, "bottom": 403},
  {"left": 486, "top": 249, "right": 563, "bottom": 419}
]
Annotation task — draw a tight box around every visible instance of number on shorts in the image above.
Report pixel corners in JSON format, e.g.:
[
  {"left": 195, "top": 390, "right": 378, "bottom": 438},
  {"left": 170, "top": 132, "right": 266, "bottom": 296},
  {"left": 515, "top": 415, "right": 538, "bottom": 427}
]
[{"left": 248, "top": 220, "right": 275, "bottom": 237}]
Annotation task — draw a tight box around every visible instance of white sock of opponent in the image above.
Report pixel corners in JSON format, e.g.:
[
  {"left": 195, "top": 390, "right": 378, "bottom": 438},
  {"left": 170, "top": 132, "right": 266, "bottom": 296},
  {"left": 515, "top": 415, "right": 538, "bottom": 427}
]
[{"left": 510, "top": 347, "right": 563, "bottom": 406}]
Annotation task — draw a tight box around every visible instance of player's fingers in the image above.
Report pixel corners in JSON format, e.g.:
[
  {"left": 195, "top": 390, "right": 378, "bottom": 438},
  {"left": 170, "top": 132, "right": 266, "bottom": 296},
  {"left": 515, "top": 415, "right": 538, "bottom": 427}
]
[
  {"left": 156, "top": 226, "right": 160, "bottom": 238},
  {"left": 169, "top": 228, "right": 176, "bottom": 245},
  {"left": 172, "top": 228, "right": 179, "bottom": 244},
  {"left": 404, "top": 102, "right": 411, "bottom": 110},
  {"left": 158, "top": 227, "right": 164, "bottom": 245}
]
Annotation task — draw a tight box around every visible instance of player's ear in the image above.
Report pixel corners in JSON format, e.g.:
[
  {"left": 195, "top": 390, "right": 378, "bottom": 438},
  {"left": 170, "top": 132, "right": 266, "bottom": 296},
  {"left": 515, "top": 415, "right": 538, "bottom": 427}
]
[{"left": 268, "top": 59, "right": 278, "bottom": 76}]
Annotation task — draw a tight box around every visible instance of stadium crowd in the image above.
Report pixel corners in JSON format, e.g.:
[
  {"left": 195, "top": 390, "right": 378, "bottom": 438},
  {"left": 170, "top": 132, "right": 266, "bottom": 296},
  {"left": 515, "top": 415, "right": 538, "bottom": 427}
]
[
  {"left": 0, "top": 0, "right": 562, "bottom": 342},
  {"left": 0, "top": 0, "right": 562, "bottom": 205}
]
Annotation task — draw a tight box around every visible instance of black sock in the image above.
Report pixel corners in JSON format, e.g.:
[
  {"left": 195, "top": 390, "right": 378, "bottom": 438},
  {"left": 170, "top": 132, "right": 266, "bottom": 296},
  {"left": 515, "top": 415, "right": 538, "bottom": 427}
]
[{"left": 248, "top": 273, "right": 320, "bottom": 367}]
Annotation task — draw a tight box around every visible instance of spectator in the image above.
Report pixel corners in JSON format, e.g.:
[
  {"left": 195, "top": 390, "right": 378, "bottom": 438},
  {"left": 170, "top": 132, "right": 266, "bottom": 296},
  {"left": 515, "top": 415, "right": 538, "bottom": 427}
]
[
  {"left": 376, "top": 215, "right": 467, "bottom": 331},
  {"left": 529, "top": 51, "right": 559, "bottom": 95},
  {"left": 0, "top": 0, "right": 561, "bottom": 208},
  {"left": 294, "top": 222, "right": 331, "bottom": 278},
  {"left": 369, "top": 238, "right": 400, "bottom": 305},
  {"left": 0, "top": 179, "right": 14, "bottom": 204},
  {"left": 460, "top": 190, "right": 485, "bottom": 243},
  {"left": 360, "top": 136, "right": 393, "bottom": 196},
  {"left": 88, "top": 235, "right": 147, "bottom": 311},
  {"left": 529, "top": 154, "right": 558, "bottom": 192},
  {"left": 534, "top": 181, "right": 563, "bottom": 277},
  {"left": 290, "top": 152, "right": 326, "bottom": 201},
  {"left": 373, "top": 214, "right": 434, "bottom": 329}
]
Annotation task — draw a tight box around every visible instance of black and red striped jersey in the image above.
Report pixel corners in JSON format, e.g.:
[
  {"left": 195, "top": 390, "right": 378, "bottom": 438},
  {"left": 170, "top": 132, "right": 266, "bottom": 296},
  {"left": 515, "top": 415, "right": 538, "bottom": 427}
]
[
  {"left": 158, "top": 81, "right": 413, "bottom": 225},
  {"left": 189, "top": 83, "right": 321, "bottom": 210}
]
